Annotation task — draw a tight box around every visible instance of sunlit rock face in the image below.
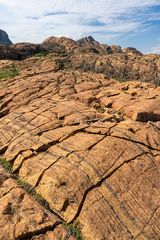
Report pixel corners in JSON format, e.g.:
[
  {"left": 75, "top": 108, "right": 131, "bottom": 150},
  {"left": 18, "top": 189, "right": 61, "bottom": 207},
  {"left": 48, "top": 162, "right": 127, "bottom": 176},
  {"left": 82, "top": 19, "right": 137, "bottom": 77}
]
[{"left": 1, "top": 34, "right": 159, "bottom": 85}]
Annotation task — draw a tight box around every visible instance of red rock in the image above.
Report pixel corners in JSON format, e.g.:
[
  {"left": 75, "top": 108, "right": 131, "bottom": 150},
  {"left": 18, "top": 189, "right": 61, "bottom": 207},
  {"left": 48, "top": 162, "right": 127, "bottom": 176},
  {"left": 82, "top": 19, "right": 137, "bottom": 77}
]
[{"left": 0, "top": 40, "right": 159, "bottom": 240}]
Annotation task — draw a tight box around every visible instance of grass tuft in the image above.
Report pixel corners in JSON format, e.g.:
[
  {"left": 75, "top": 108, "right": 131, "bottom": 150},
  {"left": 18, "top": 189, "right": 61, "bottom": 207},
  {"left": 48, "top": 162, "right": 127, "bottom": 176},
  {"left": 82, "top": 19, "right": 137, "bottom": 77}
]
[
  {"left": 0, "top": 64, "right": 19, "bottom": 80},
  {"left": 114, "top": 76, "right": 126, "bottom": 82},
  {"left": 0, "top": 158, "right": 12, "bottom": 173},
  {"left": 34, "top": 52, "right": 48, "bottom": 57},
  {"left": 16, "top": 177, "right": 49, "bottom": 208},
  {"left": 0, "top": 158, "right": 83, "bottom": 239},
  {"left": 63, "top": 222, "right": 83, "bottom": 240},
  {"left": 0, "top": 158, "right": 49, "bottom": 209}
]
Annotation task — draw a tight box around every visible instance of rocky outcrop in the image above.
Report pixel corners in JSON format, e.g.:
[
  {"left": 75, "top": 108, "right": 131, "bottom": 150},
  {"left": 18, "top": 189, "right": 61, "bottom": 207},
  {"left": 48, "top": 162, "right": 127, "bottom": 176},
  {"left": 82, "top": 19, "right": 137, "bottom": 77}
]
[
  {"left": 42, "top": 36, "right": 78, "bottom": 52},
  {"left": 78, "top": 37, "right": 122, "bottom": 54},
  {"left": 122, "top": 47, "right": 143, "bottom": 56},
  {"left": 0, "top": 45, "right": 20, "bottom": 60},
  {"left": 0, "top": 55, "right": 160, "bottom": 239},
  {"left": 78, "top": 36, "right": 100, "bottom": 46},
  {"left": 94, "top": 53, "right": 160, "bottom": 83},
  {"left": 0, "top": 29, "right": 12, "bottom": 45},
  {"left": 0, "top": 43, "right": 50, "bottom": 60},
  {"left": 0, "top": 35, "right": 159, "bottom": 85}
]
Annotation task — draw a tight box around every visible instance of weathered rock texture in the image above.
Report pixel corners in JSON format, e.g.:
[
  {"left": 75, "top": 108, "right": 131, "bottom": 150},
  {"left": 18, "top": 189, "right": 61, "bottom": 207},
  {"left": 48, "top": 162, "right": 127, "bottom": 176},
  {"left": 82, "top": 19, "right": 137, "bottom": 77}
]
[
  {"left": 0, "top": 167, "right": 76, "bottom": 240},
  {"left": 0, "top": 35, "right": 160, "bottom": 84},
  {"left": 0, "top": 29, "right": 12, "bottom": 45},
  {"left": 0, "top": 42, "right": 160, "bottom": 240}
]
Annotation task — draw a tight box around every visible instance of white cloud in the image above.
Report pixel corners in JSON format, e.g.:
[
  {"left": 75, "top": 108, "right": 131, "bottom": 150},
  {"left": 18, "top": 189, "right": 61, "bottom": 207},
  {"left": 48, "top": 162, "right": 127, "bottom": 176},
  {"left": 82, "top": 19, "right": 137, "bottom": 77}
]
[
  {"left": 151, "top": 43, "right": 160, "bottom": 54},
  {"left": 0, "top": 0, "right": 159, "bottom": 44}
]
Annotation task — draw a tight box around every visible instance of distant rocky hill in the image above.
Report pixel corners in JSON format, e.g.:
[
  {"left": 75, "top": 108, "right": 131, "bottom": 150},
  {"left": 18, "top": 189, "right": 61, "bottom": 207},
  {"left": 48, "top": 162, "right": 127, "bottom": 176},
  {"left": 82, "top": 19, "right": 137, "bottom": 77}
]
[
  {"left": 0, "top": 35, "right": 159, "bottom": 85},
  {"left": 0, "top": 29, "right": 12, "bottom": 45}
]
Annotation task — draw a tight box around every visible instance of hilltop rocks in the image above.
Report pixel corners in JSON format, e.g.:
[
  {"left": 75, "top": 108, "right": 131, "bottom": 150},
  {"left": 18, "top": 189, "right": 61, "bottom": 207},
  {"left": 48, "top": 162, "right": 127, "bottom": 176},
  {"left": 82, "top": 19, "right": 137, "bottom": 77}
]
[
  {"left": 11, "top": 43, "right": 47, "bottom": 57},
  {"left": 0, "top": 35, "right": 159, "bottom": 84},
  {"left": 94, "top": 53, "right": 160, "bottom": 84},
  {"left": 79, "top": 37, "right": 122, "bottom": 54},
  {"left": 0, "top": 45, "right": 20, "bottom": 60},
  {"left": 122, "top": 47, "right": 143, "bottom": 56},
  {"left": 42, "top": 36, "right": 78, "bottom": 52},
  {"left": 0, "top": 29, "right": 12, "bottom": 45},
  {"left": 78, "top": 36, "right": 100, "bottom": 46},
  {"left": 41, "top": 36, "right": 160, "bottom": 85},
  {"left": 78, "top": 36, "right": 101, "bottom": 53},
  {"left": 0, "top": 43, "right": 44, "bottom": 60}
]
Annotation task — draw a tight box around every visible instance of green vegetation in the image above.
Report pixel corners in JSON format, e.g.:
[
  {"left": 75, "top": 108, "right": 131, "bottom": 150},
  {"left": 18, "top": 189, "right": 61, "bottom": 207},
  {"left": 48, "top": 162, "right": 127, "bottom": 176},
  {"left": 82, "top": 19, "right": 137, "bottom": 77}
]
[
  {"left": 114, "top": 75, "right": 127, "bottom": 82},
  {"left": 0, "top": 157, "right": 49, "bottom": 209},
  {"left": 34, "top": 52, "right": 48, "bottom": 57},
  {"left": 0, "top": 64, "right": 19, "bottom": 80},
  {"left": 0, "top": 158, "right": 83, "bottom": 239},
  {"left": 16, "top": 177, "right": 49, "bottom": 208},
  {"left": 58, "top": 60, "right": 65, "bottom": 70},
  {"left": 63, "top": 222, "right": 83, "bottom": 240},
  {"left": 0, "top": 158, "right": 12, "bottom": 173},
  {"left": 156, "top": 80, "right": 160, "bottom": 86}
]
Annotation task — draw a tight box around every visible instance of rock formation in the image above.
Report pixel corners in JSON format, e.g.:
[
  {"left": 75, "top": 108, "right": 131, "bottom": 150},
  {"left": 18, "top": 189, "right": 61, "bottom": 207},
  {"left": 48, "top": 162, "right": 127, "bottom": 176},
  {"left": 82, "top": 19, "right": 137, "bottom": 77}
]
[
  {"left": 0, "top": 35, "right": 160, "bottom": 85},
  {"left": 0, "top": 29, "right": 12, "bottom": 45},
  {"left": 0, "top": 36, "right": 160, "bottom": 240}
]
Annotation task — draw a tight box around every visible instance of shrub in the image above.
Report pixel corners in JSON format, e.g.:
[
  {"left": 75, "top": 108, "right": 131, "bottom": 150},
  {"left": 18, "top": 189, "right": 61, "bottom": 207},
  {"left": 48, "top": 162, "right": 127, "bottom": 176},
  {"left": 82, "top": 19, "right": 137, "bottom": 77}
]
[
  {"left": 63, "top": 222, "right": 83, "bottom": 240},
  {"left": 34, "top": 52, "right": 47, "bottom": 57},
  {"left": 0, "top": 158, "right": 12, "bottom": 173},
  {"left": 0, "top": 65, "right": 19, "bottom": 80}
]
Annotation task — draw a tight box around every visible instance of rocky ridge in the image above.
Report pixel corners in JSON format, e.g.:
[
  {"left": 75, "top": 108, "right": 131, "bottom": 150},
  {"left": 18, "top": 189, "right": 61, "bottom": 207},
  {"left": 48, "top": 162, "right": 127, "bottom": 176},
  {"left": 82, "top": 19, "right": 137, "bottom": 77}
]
[
  {"left": 0, "top": 37, "right": 160, "bottom": 240},
  {"left": 0, "top": 36, "right": 160, "bottom": 85}
]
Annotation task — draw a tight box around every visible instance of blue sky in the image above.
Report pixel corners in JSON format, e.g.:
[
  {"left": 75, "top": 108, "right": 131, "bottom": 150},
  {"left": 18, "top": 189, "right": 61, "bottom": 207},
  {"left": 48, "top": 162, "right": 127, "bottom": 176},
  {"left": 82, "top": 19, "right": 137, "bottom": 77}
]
[{"left": 0, "top": 0, "right": 160, "bottom": 53}]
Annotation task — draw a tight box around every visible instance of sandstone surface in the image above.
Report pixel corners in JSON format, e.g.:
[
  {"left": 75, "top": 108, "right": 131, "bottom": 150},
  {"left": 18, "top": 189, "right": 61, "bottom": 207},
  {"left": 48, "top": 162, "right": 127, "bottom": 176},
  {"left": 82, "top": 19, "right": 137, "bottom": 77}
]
[
  {"left": 0, "top": 36, "right": 160, "bottom": 85},
  {"left": 0, "top": 39, "right": 159, "bottom": 240}
]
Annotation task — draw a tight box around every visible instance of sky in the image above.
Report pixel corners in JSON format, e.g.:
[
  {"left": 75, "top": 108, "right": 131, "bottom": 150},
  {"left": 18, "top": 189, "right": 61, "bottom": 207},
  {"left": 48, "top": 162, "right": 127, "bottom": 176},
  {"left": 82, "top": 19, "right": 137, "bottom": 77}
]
[{"left": 0, "top": 0, "right": 160, "bottom": 54}]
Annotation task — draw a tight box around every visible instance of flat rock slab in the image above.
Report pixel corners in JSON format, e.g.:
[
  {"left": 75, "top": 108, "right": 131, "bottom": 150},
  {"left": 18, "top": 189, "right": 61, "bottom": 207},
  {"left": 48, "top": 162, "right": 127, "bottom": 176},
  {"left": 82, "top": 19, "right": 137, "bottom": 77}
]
[{"left": 122, "top": 99, "right": 160, "bottom": 122}]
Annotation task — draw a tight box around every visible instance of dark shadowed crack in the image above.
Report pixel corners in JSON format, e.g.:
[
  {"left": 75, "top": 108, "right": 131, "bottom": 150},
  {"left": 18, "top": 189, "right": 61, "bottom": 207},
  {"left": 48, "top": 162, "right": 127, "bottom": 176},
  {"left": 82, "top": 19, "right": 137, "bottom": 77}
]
[
  {"left": 36, "top": 123, "right": 63, "bottom": 136},
  {"left": 1, "top": 186, "right": 20, "bottom": 198},
  {"left": 110, "top": 134, "right": 160, "bottom": 151},
  {"left": 13, "top": 150, "right": 35, "bottom": 174},
  {"left": 0, "top": 97, "right": 13, "bottom": 111},
  {"left": 3, "top": 106, "right": 57, "bottom": 146},
  {"left": 34, "top": 156, "right": 62, "bottom": 187},
  {"left": 0, "top": 145, "right": 8, "bottom": 155},
  {"left": 16, "top": 221, "right": 62, "bottom": 240},
  {"left": 0, "top": 158, "right": 65, "bottom": 222},
  {"left": 0, "top": 108, "right": 9, "bottom": 118},
  {"left": 70, "top": 151, "right": 148, "bottom": 223},
  {"left": 88, "top": 135, "right": 106, "bottom": 151}
]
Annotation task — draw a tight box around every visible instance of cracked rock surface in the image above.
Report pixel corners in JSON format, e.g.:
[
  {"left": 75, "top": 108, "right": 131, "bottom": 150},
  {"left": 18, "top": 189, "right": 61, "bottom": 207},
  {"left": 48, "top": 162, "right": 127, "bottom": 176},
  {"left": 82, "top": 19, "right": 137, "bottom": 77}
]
[
  {"left": 0, "top": 166, "right": 76, "bottom": 240},
  {"left": 0, "top": 51, "right": 160, "bottom": 240}
]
